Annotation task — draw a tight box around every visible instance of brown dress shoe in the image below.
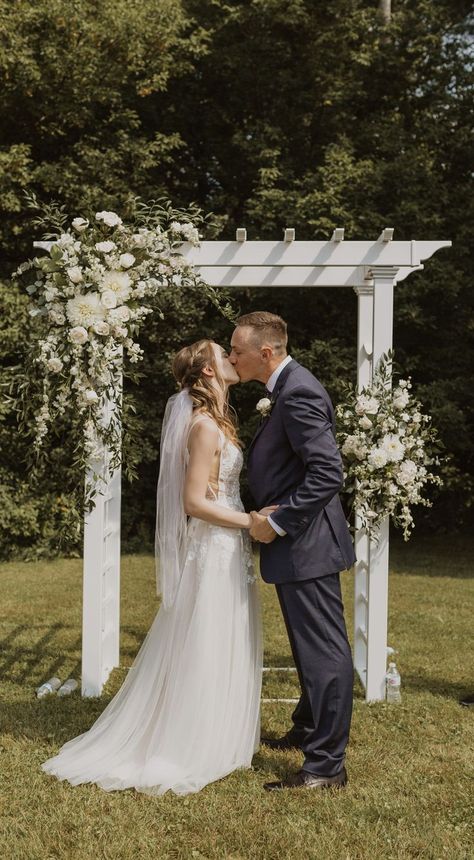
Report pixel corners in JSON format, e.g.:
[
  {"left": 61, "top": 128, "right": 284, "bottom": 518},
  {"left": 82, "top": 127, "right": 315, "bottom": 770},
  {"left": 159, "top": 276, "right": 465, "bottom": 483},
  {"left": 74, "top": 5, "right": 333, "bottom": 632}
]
[
  {"left": 261, "top": 735, "right": 301, "bottom": 751},
  {"left": 264, "top": 767, "right": 347, "bottom": 792}
]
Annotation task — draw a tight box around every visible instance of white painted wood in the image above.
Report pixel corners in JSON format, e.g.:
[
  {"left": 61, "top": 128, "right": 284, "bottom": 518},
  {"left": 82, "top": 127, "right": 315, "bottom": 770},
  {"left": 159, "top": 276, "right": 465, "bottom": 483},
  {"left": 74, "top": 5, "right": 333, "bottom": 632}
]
[
  {"left": 81, "top": 368, "right": 122, "bottom": 697},
  {"left": 353, "top": 284, "right": 374, "bottom": 694},
  {"left": 183, "top": 240, "right": 451, "bottom": 268},
  {"left": 196, "top": 265, "right": 369, "bottom": 288}
]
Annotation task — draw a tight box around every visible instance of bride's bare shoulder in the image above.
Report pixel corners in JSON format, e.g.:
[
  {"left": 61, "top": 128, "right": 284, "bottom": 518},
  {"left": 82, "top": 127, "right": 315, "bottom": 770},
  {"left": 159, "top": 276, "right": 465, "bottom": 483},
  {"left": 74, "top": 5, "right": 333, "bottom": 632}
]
[{"left": 188, "top": 413, "right": 220, "bottom": 448}]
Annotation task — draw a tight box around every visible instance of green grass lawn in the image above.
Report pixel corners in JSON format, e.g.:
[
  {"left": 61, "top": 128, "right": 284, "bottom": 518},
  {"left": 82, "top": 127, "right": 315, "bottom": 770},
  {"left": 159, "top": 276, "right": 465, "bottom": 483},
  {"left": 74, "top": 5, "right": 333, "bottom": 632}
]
[{"left": 1, "top": 534, "right": 473, "bottom": 860}]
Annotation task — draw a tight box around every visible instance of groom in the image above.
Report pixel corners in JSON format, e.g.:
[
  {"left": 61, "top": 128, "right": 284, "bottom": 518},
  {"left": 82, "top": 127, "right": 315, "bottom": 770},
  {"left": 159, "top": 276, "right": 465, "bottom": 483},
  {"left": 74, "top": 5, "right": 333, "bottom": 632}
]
[{"left": 229, "top": 311, "right": 356, "bottom": 792}]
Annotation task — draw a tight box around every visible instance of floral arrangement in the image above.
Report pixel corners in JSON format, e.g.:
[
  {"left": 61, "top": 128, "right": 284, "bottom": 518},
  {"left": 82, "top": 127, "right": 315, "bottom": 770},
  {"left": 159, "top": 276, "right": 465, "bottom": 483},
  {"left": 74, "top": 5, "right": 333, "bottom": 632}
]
[
  {"left": 336, "top": 352, "right": 442, "bottom": 540},
  {"left": 13, "top": 199, "right": 231, "bottom": 509}
]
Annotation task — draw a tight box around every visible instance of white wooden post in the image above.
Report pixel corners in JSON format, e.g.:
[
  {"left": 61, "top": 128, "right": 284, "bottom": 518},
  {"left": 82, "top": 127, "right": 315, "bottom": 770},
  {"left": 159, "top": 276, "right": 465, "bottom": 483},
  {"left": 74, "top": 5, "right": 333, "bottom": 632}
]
[
  {"left": 364, "top": 266, "right": 396, "bottom": 701},
  {"left": 353, "top": 283, "right": 374, "bottom": 694},
  {"left": 82, "top": 374, "right": 122, "bottom": 697}
]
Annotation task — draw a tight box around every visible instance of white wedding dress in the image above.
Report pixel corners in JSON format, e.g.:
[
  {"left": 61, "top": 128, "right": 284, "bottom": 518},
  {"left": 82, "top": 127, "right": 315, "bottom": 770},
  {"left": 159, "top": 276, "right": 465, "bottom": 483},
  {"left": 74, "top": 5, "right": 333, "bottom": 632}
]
[{"left": 42, "top": 431, "right": 262, "bottom": 795}]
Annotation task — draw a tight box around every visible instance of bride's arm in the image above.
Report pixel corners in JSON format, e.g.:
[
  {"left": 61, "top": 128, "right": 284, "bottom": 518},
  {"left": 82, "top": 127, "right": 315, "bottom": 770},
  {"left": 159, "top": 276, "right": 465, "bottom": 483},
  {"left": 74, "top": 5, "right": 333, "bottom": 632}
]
[{"left": 183, "top": 420, "right": 252, "bottom": 530}]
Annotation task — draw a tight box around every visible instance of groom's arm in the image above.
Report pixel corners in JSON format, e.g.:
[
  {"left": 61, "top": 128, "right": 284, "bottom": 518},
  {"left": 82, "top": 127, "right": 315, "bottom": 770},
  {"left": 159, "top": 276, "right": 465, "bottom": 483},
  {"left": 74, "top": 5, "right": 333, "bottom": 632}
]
[{"left": 269, "top": 384, "right": 344, "bottom": 539}]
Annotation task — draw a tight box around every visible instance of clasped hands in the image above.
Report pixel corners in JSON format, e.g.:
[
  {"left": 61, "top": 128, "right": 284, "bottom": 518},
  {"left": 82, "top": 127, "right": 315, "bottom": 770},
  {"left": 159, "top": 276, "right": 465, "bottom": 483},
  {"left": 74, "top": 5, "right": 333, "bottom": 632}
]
[{"left": 249, "top": 505, "right": 279, "bottom": 544}]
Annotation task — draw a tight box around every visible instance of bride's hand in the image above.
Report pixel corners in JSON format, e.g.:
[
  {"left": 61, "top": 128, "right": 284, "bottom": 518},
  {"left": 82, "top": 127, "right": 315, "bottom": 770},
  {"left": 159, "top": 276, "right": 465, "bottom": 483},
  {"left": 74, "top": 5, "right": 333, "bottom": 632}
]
[{"left": 259, "top": 505, "right": 279, "bottom": 517}]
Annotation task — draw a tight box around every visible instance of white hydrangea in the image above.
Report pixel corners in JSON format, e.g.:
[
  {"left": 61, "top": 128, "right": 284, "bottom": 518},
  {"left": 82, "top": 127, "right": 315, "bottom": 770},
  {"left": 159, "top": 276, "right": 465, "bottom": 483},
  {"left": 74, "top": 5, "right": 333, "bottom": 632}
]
[
  {"left": 95, "top": 211, "right": 122, "bottom": 227},
  {"left": 46, "top": 357, "right": 63, "bottom": 373},
  {"left": 396, "top": 459, "right": 418, "bottom": 486},
  {"left": 368, "top": 447, "right": 388, "bottom": 468},
  {"left": 95, "top": 241, "right": 116, "bottom": 254}
]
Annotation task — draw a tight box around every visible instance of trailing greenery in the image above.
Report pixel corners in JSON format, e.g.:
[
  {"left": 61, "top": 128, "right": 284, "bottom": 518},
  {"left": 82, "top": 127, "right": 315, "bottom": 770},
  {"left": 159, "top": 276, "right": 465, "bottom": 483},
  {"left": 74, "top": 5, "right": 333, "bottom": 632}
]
[
  {"left": 1, "top": 0, "right": 473, "bottom": 557},
  {"left": 0, "top": 539, "right": 473, "bottom": 858}
]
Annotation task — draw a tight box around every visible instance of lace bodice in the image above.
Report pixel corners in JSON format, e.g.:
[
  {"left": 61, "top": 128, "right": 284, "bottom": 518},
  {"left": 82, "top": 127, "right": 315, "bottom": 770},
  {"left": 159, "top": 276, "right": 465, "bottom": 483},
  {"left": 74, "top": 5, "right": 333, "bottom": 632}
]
[{"left": 213, "top": 432, "right": 244, "bottom": 510}]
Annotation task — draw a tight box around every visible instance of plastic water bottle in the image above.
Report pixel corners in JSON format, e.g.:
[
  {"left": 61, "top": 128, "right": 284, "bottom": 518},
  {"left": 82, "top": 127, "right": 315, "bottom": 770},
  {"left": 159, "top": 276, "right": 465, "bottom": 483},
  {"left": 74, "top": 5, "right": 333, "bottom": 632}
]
[
  {"left": 36, "top": 677, "right": 61, "bottom": 699},
  {"left": 386, "top": 662, "right": 401, "bottom": 704},
  {"left": 57, "top": 678, "right": 78, "bottom": 697}
]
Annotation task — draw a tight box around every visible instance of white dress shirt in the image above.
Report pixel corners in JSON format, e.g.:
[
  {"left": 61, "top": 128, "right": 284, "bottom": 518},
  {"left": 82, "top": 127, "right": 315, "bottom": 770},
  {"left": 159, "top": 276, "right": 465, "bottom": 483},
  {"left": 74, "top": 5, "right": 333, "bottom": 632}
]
[{"left": 264, "top": 356, "right": 292, "bottom": 537}]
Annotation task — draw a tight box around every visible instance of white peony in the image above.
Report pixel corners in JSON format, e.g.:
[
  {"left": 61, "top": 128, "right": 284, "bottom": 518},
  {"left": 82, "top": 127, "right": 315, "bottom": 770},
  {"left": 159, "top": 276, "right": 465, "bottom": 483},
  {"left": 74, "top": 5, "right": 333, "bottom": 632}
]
[
  {"left": 66, "top": 292, "right": 105, "bottom": 327},
  {"left": 100, "top": 270, "right": 132, "bottom": 303},
  {"left": 95, "top": 211, "right": 122, "bottom": 227},
  {"left": 355, "top": 395, "right": 379, "bottom": 415},
  {"left": 72, "top": 217, "right": 89, "bottom": 232},
  {"left": 381, "top": 433, "right": 406, "bottom": 462},
  {"left": 95, "top": 241, "right": 116, "bottom": 254},
  {"left": 397, "top": 459, "right": 418, "bottom": 486},
  {"left": 46, "top": 357, "right": 63, "bottom": 373},
  {"left": 119, "top": 253, "right": 135, "bottom": 268},
  {"left": 368, "top": 447, "right": 388, "bottom": 468},
  {"left": 68, "top": 326, "right": 89, "bottom": 345},
  {"left": 101, "top": 289, "right": 118, "bottom": 309},
  {"left": 83, "top": 389, "right": 99, "bottom": 405},
  {"left": 93, "top": 321, "right": 110, "bottom": 336},
  {"left": 67, "top": 266, "right": 83, "bottom": 284}
]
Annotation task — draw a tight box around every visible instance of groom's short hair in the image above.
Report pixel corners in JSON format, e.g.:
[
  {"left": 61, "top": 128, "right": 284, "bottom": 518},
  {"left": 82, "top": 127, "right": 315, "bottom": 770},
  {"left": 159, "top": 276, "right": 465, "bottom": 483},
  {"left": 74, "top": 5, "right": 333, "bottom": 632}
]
[{"left": 235, "top": 311, "right": 288, "bottom": 354}]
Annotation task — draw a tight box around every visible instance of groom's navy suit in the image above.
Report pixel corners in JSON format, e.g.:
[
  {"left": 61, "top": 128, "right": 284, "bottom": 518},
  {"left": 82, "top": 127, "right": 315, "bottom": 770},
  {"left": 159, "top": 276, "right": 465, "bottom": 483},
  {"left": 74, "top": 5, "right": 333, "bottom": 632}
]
[{"left": 247, "top": 359, "right": 356, "bottom": 777}]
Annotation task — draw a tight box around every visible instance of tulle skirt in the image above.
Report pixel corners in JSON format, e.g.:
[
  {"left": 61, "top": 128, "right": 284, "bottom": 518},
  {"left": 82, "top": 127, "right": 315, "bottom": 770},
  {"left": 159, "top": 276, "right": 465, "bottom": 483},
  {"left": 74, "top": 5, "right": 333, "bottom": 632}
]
[{"left": 41, "top": 518, "right": 262, "bottom": 795}]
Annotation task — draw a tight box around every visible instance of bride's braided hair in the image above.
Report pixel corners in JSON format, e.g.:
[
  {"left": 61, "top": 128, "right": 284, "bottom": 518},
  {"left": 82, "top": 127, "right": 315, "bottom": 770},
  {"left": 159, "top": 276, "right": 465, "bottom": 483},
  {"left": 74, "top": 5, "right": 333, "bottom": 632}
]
[{"left": 172, "top": 339, "right": 241, "bottom": 447}]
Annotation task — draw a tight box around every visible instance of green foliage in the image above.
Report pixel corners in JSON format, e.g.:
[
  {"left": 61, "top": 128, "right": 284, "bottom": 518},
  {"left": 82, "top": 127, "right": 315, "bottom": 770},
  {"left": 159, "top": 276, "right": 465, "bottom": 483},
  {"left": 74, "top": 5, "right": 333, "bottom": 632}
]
[{"left": 0, "top": 0, "right": 473, "bottom": 557}]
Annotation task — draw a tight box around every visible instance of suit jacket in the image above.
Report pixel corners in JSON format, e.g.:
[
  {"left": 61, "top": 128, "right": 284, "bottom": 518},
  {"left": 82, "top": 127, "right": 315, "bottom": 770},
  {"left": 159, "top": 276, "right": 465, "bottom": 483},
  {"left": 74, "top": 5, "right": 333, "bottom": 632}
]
[{"left": 247, "top": 360, "right": 356, "bottom": 584}]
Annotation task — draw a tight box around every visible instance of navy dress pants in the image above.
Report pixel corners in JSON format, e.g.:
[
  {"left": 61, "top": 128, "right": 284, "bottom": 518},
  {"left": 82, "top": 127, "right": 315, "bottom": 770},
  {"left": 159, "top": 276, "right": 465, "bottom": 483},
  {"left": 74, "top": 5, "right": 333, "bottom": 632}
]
[{"left": 276, "top": 572, "right": 354, "bottom": 777}]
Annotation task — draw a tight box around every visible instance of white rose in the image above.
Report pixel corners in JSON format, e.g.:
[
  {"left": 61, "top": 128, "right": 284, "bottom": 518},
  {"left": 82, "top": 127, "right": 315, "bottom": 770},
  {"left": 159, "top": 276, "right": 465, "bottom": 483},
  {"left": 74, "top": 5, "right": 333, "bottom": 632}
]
[
  {"left": 66, "top": 292, "right": 105, "bottom": 327},
  {"left": 112, "top": 325, "right": 128, "bottom": 338},
  {"left": 67, "top": 266, "right": 83, "bottom": 284},
  {"left": 83, "top": 389, "right": 99, "bottom": 405},
  {"left": 119, "top": 253, "right": 135, "bottom": 268},
  {"left": 368, "top": 448, "right": 388, "bottom": 468},
  {"left": 95, "top": 210, "right": 122, "bottom": 227},
  {"left": 100, "top": 270, "right": 132, "bottom": 303},
  {"left": 256, "top": 397, "right": 272, "bottom": 417},
  {"left": 101, "top": 289, "right": 118, "bottom": 309},
  {"left": 58, "top": 233, "right": 74, "bottom": 246},
  {"left": 69, "top": 326, "right": 89, "bottom": 345},
  {"left": 95, "top": 241, "right": 116, "bottom": 253},
  {"left": 46, "top": 357, "right": 63, "bottom": 373},
  {"left": 381, "top": 433, "right": 406, "bottom": 462},
  {"left": 359, "top": 415, "right": 373, "bottom": 430},
  {"left": 72, "top": 217, "right": 89, "bottom": 232},
  {"left": 355, "top": 395, "right": 379, "bottom": 415},
  {"left": 93, "top": 321, "right": 110, "bottom": 336}
]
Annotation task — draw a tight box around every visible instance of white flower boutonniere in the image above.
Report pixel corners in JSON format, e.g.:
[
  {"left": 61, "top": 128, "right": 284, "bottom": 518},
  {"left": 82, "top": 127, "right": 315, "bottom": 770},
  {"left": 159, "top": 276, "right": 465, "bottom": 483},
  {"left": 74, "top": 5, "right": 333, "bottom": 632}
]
[{"left": 256, "top": 396, "right": 273, "bottom": 418}]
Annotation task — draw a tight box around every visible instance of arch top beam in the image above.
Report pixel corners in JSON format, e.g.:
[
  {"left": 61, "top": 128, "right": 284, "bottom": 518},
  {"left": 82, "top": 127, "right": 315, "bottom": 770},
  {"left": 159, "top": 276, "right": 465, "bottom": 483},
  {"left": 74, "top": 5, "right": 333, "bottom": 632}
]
[{"left": 182, "top": 240, "right": 451, "bottom": 268}]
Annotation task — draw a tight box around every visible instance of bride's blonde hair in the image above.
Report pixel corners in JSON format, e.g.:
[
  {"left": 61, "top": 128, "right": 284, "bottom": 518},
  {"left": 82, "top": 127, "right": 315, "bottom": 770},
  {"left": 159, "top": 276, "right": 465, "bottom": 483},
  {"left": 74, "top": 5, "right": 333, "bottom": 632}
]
[{"left": 172, "top": 339, "right": 241, "bottom": 447}]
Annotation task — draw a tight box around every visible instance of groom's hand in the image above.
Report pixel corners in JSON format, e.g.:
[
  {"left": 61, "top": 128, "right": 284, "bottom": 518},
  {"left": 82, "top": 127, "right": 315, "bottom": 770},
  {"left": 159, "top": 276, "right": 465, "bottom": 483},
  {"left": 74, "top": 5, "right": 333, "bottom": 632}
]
[{"left": 250, "top": 512, "right": 278, "bottom": 544}]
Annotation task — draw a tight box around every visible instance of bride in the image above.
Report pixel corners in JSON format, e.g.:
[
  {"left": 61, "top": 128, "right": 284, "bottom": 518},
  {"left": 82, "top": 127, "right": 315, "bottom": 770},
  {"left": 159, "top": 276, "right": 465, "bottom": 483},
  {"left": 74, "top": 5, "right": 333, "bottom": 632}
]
[{"left": 42, "top": 339, "right": 266, "bottom": 795}]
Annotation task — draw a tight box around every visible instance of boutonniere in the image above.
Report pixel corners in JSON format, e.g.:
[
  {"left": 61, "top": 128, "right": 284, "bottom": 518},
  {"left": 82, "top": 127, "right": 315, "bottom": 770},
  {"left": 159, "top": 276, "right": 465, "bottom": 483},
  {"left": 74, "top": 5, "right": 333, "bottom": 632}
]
[{"left": 256, "top": 396, "right": 273, "bottom": 418}]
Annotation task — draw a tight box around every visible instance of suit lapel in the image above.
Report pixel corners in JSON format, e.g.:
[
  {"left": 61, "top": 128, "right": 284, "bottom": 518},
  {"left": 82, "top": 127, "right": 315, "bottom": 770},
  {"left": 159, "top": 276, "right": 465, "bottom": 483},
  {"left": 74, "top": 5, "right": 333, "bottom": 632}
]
[{"left": 248, "top": 360, "right": 299, "bottom": 456}]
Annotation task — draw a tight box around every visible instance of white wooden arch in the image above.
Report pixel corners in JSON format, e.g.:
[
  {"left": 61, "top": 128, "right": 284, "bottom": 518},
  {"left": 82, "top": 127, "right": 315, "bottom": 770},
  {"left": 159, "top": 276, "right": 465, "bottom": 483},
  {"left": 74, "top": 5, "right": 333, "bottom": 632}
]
[{"left": 35, "top": 230, "right": 451, "bottom": 700}]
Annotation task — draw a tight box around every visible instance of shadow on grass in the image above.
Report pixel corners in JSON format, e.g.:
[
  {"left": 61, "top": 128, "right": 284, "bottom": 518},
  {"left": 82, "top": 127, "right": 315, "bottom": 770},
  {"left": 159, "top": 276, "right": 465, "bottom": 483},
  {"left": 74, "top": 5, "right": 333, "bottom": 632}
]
[
  {"left": 390, "top": 533, "right": 474, "bottom": 578},
  {"left": 403, "top": 673, "right": 473, "bottom": 701}
]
